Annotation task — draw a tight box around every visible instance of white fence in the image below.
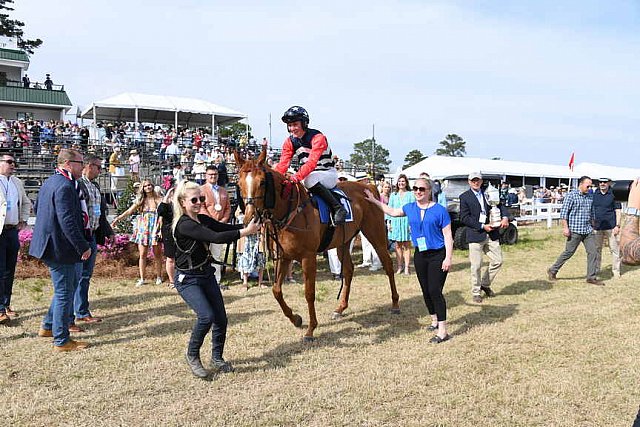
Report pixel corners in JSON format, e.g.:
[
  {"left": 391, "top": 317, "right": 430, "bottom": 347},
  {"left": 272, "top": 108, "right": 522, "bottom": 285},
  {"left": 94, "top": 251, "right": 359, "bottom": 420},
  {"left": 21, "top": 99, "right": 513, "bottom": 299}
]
[{"left": 516, "top": 202, "right": 563, "bottom": 228}]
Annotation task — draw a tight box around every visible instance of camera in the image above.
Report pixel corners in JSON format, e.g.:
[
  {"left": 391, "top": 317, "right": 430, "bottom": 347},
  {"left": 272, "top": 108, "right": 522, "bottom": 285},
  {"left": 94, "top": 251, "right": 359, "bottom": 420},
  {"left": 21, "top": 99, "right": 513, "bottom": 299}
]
[{"left": 612, "top": 180, "right": 633, "bottom": 202}]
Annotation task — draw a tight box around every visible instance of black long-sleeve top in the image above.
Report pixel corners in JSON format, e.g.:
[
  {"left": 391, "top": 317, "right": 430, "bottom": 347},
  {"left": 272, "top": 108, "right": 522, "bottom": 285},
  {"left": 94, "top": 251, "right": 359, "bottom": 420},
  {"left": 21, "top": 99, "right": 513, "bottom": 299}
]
[{"left": 174, "top": 214, "right": 243, "bottom": 270}]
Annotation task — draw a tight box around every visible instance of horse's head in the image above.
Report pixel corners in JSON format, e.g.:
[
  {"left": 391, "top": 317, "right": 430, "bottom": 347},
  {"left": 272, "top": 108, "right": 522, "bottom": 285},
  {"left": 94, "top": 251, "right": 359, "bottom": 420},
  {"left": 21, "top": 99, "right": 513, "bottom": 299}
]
[{"left": 234, "top": 149, "right": 276, "bottom": 225}]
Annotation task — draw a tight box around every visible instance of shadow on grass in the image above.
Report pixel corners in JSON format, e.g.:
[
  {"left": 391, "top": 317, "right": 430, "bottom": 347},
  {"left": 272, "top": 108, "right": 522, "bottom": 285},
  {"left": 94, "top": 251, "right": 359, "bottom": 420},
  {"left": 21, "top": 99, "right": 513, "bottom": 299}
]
[
  {"left": 449, "top": 303, "right": 519, "bottom": 336},
  {"left": 499, "top": 279, "right": 553, "bottom": 296}
]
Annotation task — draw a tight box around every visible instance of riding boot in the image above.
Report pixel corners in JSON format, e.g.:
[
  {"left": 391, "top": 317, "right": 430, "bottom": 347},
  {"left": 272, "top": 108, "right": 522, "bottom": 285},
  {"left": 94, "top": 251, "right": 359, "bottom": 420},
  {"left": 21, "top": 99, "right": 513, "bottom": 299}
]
[{"left": 309, "top": 183, "right": 347, "bottom": 225}]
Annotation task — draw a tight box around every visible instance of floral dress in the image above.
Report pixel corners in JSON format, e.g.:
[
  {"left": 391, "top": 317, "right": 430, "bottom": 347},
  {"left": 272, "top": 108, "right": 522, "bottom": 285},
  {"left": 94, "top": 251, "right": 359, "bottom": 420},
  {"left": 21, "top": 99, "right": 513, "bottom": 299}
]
[
  {"left": 236, "top": 231, "right": 265, "bottom": 274},
  {"left": 388, "top": 190, "right": 415, "bottom": 243},
  {"left": 133, "top": 208, "right": 160, "bottom": 246}
]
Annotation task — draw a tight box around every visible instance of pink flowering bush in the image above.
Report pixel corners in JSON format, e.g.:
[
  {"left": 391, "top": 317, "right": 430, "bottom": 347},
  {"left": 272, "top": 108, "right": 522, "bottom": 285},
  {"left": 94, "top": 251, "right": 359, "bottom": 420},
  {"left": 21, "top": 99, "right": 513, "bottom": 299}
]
[
  {"left": 98, "top": 233, "right": 131, "bottom": 260},
  {"left": 18, "top": 229, "right": 34, "bottom": 261}
]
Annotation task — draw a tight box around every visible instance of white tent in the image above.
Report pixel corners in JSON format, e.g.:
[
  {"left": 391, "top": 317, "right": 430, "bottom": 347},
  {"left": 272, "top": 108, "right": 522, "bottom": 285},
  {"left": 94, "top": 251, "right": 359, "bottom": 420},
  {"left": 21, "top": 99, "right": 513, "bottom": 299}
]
[
  {"left": 402, "top": 156, "right": 579, "bottom": 182},
  {"left": 80, "top": 92, "right": 247, "bottom": 128},
  {"left": 573, "top": 162, "right": 640, "bottom": 181}
]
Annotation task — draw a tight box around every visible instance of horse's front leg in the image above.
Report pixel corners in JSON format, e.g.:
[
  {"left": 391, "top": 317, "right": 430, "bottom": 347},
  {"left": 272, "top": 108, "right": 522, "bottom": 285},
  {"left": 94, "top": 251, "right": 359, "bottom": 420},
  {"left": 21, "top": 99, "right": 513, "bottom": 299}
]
[
  {"left": 333, "top": 241, "right": 354, "bottom": 319},
  {"left": 301, "top": 255, "right": 318, "bottom": 342},
  {"left": 273, "top": 258, "right": 302, "bottom": 328}
]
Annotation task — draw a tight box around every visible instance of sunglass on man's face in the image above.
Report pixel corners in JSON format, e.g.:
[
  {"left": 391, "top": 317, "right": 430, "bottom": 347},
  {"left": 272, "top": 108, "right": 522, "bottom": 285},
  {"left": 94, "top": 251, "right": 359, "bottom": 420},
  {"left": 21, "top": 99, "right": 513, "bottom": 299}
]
[
  {"left": 470, "top": 178, "right": 481, "bottom": 183},
  {"left": 412, "top": 186, "right": 427, "bottom": 193},
  {"left": 189, "top": 196, "right": 206, "bottom": 204},
  {"left": 1, "top": 159, "right": 15, "bottom": 165}
]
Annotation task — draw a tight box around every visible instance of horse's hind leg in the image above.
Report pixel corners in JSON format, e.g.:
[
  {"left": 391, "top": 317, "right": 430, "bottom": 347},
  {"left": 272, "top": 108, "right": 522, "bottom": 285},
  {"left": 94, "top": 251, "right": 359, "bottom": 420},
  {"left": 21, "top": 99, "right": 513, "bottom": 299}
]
[
  {"left": 333, "top": 240, "right": 354, "bottom": 318},
  {"left": 301, "top": 255, "right": 318, "bottom": 341},
  {"left": 362, "top": 223, "right": 400, "bottom": 313},
  {"left": 273, "top": 258, "right": 303, "bottom": 328}
]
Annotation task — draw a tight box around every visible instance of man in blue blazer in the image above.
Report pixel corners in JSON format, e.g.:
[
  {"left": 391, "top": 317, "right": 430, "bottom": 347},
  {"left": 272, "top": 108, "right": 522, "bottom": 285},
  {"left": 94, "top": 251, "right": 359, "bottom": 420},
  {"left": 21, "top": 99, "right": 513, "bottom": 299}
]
[
  {"left": 459, "top": 172, "right": 509, "bottom": 303},
  {"left": 30, "top": 149, "right": 92, "bottom": 351}
]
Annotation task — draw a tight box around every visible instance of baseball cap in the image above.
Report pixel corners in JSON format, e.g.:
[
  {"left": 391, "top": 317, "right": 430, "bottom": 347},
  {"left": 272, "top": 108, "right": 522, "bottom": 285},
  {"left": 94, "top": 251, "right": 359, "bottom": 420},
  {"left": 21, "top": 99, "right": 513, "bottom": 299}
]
[{"left": 468, "top": 172, "right": 482, "bottom": 180}]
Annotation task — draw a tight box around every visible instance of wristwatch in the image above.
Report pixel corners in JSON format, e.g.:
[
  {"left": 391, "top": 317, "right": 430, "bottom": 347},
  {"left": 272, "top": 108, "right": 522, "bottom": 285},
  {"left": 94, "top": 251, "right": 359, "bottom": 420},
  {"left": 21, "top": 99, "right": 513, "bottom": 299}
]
[{"left": 626, "top": 207, "right": 640, "bottom": 217}]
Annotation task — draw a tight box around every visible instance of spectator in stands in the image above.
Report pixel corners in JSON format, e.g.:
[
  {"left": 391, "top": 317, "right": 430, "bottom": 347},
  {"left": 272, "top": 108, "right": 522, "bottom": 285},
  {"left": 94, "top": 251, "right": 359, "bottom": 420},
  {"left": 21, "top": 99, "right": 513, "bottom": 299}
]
[
  {"left": 22, "top": 74, "right": 30, "bottom": 88},
  {"left": 111, "top": 179, "right": 164, "bottom": 287},
  {"left": 128, "top": 149, "right": 140, "bottom": 182},
  {"left": 44, "top": 74, "right": 53, "bottom": 90},
  {"left": 0, "top": 153, "right": 32, "bottom": 326},
  {"left": 214, "top": 155, "right": 229, "bottom": 187},
  {"left": 0, "top": 128, "right": 10, "bottom": 148},
  {"left": 108, "top": 147, "right": 123, "bottom": 192},
  {"left": 192, "top": 159, "right": 206, "bottom": 185}
]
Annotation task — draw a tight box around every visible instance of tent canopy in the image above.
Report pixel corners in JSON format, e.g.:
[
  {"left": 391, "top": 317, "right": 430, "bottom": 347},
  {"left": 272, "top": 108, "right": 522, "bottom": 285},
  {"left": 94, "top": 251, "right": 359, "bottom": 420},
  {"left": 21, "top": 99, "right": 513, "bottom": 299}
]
[
  {"left": 80, "top": 92, "right": 247, "bottom": 127},
  {"left": 401, "top": 156, "right": 580, "bottom": 180}
]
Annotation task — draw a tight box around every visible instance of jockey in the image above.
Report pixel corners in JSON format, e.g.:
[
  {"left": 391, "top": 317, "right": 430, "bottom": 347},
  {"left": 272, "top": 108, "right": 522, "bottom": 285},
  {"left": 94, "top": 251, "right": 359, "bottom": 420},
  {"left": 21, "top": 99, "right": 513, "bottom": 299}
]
[{"left": 275, "top": 106, "right": 348, "bottom": 225}]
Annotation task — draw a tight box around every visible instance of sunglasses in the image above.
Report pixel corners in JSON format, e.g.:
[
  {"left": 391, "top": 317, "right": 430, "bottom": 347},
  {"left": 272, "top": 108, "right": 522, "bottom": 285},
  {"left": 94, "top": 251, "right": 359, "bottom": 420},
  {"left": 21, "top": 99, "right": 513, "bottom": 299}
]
[
  {"left": 412, "top": 186, "right": 427, "bottom": 192},
  {"left": 1, "top": 159, "right": 15, "bottom": 165},
  {"left": 189, "top": 196, "right": 206, "bottom": 204}
]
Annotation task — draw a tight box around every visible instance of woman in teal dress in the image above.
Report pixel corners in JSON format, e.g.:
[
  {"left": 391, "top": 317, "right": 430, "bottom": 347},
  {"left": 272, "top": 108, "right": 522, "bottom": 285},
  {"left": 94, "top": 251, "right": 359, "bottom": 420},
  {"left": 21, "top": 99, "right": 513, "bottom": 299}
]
[
  {"left": 111, "top": 179, "right": 164, "bottom": 287},
  {"left": 388, "top": 174, "right": 415, "bottom": 274}
]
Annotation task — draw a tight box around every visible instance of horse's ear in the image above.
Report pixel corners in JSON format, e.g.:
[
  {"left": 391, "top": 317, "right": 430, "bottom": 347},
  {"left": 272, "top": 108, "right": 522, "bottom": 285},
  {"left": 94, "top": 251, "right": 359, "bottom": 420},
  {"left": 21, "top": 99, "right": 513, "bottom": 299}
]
[
  {"left": 234, "top": 150, "right": 244, "bottom": 167},
  {"left": 257, "top": 147, "right": 267, "bottom": 165}
]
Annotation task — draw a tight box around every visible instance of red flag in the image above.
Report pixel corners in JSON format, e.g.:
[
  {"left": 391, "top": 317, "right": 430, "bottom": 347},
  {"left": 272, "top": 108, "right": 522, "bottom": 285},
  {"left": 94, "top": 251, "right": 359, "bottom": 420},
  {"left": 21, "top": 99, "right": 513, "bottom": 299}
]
[{"left": 568, "top": 152, "right": 575, "bottom": 171}]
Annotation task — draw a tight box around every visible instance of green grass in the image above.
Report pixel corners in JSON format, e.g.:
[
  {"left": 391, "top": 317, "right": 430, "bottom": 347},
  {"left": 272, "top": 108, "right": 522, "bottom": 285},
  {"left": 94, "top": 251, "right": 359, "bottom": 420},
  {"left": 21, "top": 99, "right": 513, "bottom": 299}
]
[{"left": 1, "top": 224, "right": 639, "bottom": 426}]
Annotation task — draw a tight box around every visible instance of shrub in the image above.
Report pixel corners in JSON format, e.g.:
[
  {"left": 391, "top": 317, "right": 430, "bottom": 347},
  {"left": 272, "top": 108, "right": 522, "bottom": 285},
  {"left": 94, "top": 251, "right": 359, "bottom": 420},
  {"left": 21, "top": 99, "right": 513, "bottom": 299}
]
[
  {"left": 18, "top": 228, "right": 34, "bottom": 261},
  {"left": 98, "top": 233, "right": 132, "bottom": 260}
]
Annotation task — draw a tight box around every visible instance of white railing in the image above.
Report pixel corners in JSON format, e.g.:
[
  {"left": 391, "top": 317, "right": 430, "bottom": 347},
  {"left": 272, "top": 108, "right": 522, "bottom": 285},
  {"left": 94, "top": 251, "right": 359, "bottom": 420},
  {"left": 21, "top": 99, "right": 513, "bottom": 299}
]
[{"left": 516, "top": 202, "right": 563, "bottom": 228}]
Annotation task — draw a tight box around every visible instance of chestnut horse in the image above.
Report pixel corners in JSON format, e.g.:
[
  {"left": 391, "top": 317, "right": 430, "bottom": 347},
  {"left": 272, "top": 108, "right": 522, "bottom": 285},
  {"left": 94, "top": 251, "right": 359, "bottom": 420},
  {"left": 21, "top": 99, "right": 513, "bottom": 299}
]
[{"left": 235, "top": 150, "right": 399, "bottom": 341}]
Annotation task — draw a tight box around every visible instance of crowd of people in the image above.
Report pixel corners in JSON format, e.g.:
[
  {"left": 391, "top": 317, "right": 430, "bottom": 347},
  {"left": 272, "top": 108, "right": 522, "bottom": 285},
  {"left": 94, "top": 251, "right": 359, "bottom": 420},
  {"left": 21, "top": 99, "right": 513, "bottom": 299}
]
[{"left": 0, "top": 105, "right": 637, "bottom": 386}]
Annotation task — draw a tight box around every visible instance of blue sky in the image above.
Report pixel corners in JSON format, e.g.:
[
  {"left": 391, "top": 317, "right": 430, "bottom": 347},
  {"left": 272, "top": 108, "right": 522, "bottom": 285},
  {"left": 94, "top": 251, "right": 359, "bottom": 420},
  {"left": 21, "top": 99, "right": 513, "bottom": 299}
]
[{"left": 12, "top": 0, "right": 640, "bottom": 170}]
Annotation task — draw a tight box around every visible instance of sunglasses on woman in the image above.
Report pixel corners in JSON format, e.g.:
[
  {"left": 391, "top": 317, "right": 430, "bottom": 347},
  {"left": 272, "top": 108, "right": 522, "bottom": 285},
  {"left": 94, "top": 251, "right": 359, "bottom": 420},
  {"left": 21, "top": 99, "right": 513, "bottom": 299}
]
[
  {"left": 189, "top": 196, "right": 206, "bottom": 204},
  {"left": 412, "top": 186, "right": 427, "bottom": 193}
]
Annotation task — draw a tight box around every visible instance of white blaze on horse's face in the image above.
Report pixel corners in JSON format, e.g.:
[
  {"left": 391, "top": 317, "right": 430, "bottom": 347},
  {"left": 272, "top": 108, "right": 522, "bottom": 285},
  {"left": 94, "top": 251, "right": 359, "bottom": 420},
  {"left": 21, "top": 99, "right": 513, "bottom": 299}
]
[{"left": 246, "top": 172, "right": 253, "bottom": 200}]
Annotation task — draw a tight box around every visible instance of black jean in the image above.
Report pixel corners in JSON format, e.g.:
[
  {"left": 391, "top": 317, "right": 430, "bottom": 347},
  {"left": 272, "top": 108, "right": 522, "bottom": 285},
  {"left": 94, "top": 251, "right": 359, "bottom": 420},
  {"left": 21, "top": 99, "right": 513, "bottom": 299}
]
[
  {"left": 175, "top": 266, "right": 227, "bottom": 359},
  {"left": 413, "top": 247, "right": 448, "bottom": 321}
]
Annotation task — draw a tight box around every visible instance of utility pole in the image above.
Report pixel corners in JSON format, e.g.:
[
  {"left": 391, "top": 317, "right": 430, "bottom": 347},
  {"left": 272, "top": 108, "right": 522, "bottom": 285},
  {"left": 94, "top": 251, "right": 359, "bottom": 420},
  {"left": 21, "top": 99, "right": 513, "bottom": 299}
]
[
  {"left": 371, "top": 123, "right": 375, "bottom": 178},
  {"left": 268, "top": 113, "right": 272, "bottom": 150}
]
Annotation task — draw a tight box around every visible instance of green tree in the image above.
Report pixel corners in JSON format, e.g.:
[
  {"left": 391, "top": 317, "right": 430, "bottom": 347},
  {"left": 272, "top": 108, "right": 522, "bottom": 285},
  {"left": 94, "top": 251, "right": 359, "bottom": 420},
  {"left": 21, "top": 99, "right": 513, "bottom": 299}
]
[
  {"left": 218, "top": 122, "right": 252, "bottom": 141},
  {"left": 403, "top": 149, "right": 426, "bottom": 170},
  {"left": 435, "top": 134, "right": 466, "bottom": 157},
  {"left": 349, "top": 138, "right": 391, "bottom": 174},
  {"left": 0, "top": 0, "right": 43, "bottom": 54}
]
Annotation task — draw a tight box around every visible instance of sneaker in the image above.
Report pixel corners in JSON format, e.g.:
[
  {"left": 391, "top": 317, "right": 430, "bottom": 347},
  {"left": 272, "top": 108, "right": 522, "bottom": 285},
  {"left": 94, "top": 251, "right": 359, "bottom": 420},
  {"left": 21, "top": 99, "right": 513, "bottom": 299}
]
[
  {"left": 369, "top": 265, "right": 382, "bottom": 272},
  {"left": 357, "top": 263, "right": 371, "bottom": 269},
  {"left": 547, "top": 268, "right": 557, "bottom": 281},
  {"left": 135, "top": 278, "right": 145, "bottom": 287},
  {"left": 210, "top": 358, "right": 235, "bottom": 373},
  {"left": 155, "top": 277, "right": 163, "bottom": 286},
  {"left": 333, "top": 274, "right": 342, "bottom": 280},
  {"left": 54, "top": 340, "right": 90, "bottom": 352},
  {"left": 613, "top": 272, "right": 621, "bottom": 279}
]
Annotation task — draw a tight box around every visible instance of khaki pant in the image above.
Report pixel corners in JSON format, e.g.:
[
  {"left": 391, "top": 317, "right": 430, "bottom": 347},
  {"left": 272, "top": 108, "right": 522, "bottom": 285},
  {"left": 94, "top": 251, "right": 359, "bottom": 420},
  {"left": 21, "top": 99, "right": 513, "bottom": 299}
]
[
  {"left": 469, "top": 237, "right": 503, "bottom": 296},
  {"left": 594, "top": 229, "right": 621, "bottom": 277}
]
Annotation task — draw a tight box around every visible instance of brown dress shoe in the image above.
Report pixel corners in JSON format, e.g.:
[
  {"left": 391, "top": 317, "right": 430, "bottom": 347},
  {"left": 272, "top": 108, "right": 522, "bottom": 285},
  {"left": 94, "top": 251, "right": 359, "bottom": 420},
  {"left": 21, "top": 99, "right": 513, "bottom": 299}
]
[
  {"left": 0, "top": 313, "right": 10, "bottom": 325},
  {"left": 76, "top": 316, "right": 102, "bottom": 323},
  {"left": 5, "top": 307, "right": 18, "bottom": 317},
  {"left": 68, "top": 324, "right": 84, "bottom": 333},
  {"left": 38, "top": 328, "right": 53, "bottom": 337},
  {"left": 586, "top": 278, "right": 605, "bottom": 286},
  {"left": 54, "top": 340, "right": 90, "bottom": 352},
  {"left": 472, "top": 295, "right": 483, "bottom": 303}
]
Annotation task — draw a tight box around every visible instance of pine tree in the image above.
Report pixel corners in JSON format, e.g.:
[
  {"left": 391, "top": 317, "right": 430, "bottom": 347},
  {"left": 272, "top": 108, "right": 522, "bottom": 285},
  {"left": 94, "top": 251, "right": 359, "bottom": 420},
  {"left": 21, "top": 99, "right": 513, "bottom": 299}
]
[{"left": 0, "top": 0, "right": 43, "bottom": 54}]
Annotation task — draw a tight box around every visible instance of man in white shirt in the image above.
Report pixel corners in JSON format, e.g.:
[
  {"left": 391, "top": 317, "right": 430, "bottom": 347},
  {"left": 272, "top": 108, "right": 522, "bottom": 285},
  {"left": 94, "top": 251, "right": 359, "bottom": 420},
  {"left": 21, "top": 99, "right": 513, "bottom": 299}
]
[{"left": 0, "top": 153, "right": 32, "bottom": 325}]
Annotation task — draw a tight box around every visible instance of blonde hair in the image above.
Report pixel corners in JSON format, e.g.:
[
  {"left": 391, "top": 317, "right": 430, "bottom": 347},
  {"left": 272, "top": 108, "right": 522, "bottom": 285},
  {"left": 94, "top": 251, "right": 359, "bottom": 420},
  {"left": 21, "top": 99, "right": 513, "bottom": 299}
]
[
  {"left": 171, "top": 180, "right": 201, "bottom": 234},
  {"left": 415, "top": 177, "right": 433, "bottom": 202},
  {"left": 132, "top": 179, "right": 160, "bottom": 213}
]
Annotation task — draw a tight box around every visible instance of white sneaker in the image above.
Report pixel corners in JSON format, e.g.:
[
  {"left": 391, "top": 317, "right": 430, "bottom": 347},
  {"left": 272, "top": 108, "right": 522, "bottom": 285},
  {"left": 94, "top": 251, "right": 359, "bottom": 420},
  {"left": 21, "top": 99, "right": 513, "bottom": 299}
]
[
  {"left": 155, "top": 277, "right": 163, "bottom": 285},
  {"left": 369, "top": 265, "right": 382, "bottom": 272},
  {"left": 357, "top": 263, "right": 371, "bottom": 269},
  {"left": 135, "top": 279, "right": 144, "bottom": 287}
]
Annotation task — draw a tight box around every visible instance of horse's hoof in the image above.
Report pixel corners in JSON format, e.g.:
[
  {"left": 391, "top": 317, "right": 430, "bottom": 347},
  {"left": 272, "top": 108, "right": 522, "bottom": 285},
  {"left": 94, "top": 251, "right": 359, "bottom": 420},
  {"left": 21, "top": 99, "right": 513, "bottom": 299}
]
[
  {"left": 292, "top": 314, "right": 303, "bottom": 328},
  {"left": 331, "top": 311, "right": 343, "bottom": 320},
  {"left": 389, "top": 308, "right": 401, "bottom": 315},
  {"left": 302, "top": 336, "right": 315, "bottom": 343}
]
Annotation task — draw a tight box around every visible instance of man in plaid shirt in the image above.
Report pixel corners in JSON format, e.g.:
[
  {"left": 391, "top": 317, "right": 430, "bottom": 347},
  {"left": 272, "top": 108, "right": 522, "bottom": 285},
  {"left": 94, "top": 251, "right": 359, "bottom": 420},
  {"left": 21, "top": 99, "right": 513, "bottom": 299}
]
[{"left": 548, "top": 176, "right": 604, "bottom": 285}]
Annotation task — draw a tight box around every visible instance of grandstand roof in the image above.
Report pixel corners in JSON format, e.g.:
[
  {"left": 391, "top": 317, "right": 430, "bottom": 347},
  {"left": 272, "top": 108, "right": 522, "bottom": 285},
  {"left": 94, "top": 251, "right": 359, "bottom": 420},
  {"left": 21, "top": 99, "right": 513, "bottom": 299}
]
[{"left": 80, "top": 92, "right": 247, "bottom": 127}]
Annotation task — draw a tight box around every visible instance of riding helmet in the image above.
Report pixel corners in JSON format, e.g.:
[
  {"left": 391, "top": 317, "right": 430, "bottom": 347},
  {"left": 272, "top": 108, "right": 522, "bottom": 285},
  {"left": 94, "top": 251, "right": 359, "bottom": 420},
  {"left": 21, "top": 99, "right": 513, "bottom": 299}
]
[{"left": 281, "top": 106, "right": 310, "bottom": 126}]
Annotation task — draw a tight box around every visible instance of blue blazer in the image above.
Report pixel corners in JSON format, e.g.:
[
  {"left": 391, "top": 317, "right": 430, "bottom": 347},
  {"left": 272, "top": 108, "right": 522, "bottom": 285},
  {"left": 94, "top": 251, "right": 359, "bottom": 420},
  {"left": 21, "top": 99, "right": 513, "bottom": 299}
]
[
  {"left": 459, "top": 188, "right": 509, "bottom": 243},
  {"left": 29, "top": 173, "right": 91, "bottom": 264}
]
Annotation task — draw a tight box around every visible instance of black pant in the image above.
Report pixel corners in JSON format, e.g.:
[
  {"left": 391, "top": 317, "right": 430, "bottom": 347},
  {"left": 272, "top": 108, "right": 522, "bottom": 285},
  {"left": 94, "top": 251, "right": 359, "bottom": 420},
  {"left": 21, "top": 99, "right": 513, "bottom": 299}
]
[
  {"left": 175, "top": 266, "right": 227, "bottom": 359},
  {"left": 413, "top": 247, "right": 448, "bottom": 321}
]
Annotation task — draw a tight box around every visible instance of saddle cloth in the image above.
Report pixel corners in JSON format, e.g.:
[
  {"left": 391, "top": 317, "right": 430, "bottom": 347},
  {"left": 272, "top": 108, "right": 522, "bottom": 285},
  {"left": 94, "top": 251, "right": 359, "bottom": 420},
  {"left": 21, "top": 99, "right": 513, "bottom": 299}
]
[{"left": 311, "top": 188, "right": 354, "bottom": 224}]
